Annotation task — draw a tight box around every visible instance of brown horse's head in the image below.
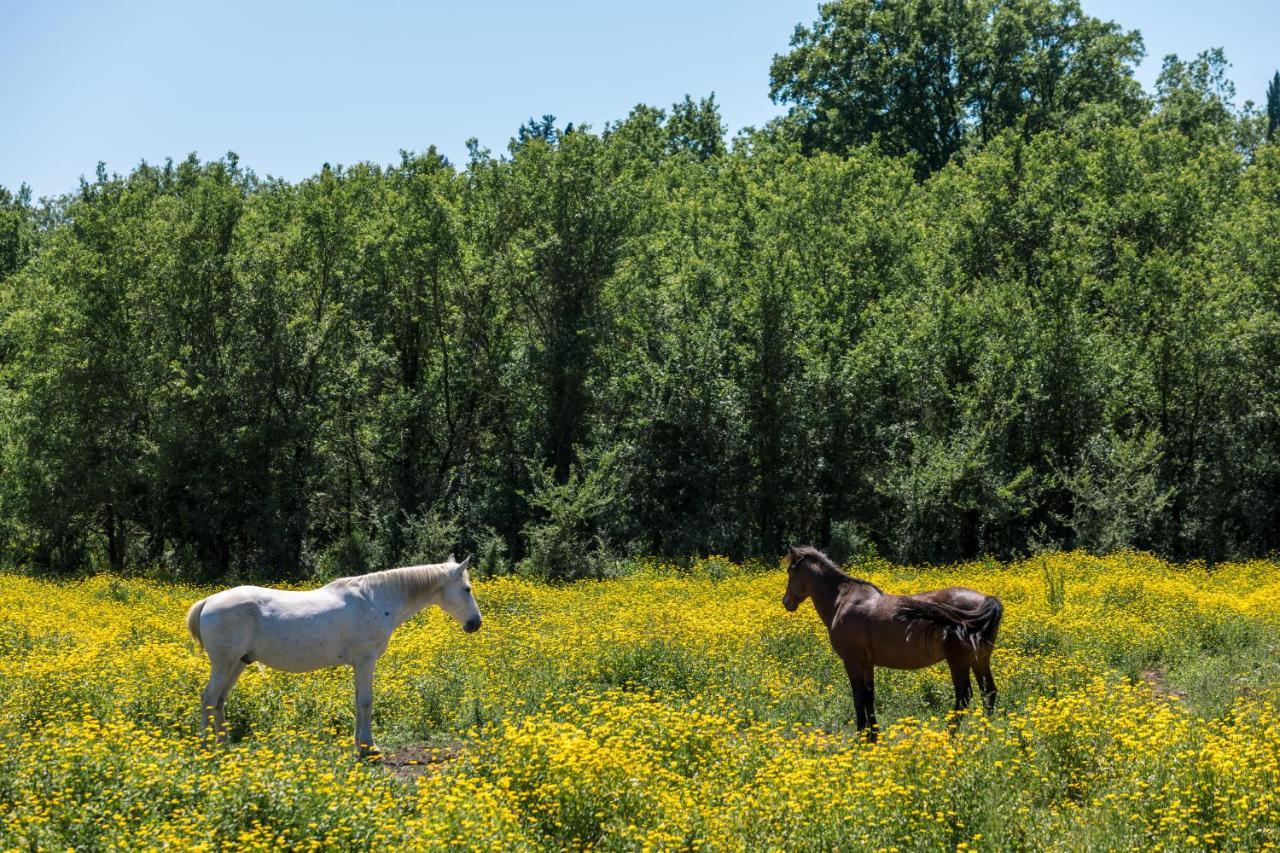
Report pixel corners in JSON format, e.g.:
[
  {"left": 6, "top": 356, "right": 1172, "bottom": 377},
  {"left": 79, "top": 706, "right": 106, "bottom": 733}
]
[{"left": 781, "top": 545, "right": 814, "bottom": 612}]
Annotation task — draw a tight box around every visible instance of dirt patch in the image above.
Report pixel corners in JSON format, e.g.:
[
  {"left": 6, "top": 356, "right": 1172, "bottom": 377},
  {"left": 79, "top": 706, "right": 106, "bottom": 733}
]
[
  {"left": 373, "top": 742, "right": 464, "bottom": 784},
  {"left": 1141, "top": 668, "right": 1187, "bottom": 702}
]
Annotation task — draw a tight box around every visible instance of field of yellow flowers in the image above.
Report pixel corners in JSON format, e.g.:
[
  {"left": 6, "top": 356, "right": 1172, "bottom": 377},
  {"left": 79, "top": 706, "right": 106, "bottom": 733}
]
[{"left": 1, "top": 552, "right": 1278, "bottom": 850}]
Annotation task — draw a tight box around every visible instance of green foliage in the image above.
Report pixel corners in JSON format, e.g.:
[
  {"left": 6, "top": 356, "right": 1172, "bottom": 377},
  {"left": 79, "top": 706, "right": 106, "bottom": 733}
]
[
  {"left": 397, "top": 508, "right": 461, "bottom": 568},
  {"left": 1268, "top": 71, "right": 1280, "bottom": 142},
  {"left": 1155, "top": 48, "right": 1237, "bottom": 139},
  {"left": 0, "top": 185, "right": 37, "bottom": 282},
  {"left": 519, "top": 449, "right": 626, "bottom": 582},
  {"left": 826, "top": 520, "right": 878, "bottom": 567},
  {"left": 0, "top": 12, "right": 1277, "bottom": 579},
  {"left": 665, "top": 94, "right": 726, "bottom": 160},
  {"left": 471, "top": 525, "right": 511, "bottom": 577},
  {"left": 1064, "top": 429, "right": 1173, "bottom": 554},
  {"left": 1042, "top": 558, "right": 1066, "bottom": 613},
  {"left": 769, "top": 0, "right": 1145, "bottom": 173},
  {"left": 313, "top": 529, "right": 378, "bottom": 582}
]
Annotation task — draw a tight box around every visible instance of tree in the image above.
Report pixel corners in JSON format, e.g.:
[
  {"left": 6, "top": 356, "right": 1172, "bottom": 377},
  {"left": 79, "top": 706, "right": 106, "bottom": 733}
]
[
  {"left": 2, "top": 157, "right": 255, "bottom": 575},
  {"left": 666, "top": 94, "right": 726, "bottom": 160},
  {"left": 1267, "top": 71, "right": 1280, "bottom": 142},
  {"left": 483, "top": 123, "right": 642, "bottom": 487},
  {"left": 768, "top": 0, "right": 1145, "bottom": 174},
  {"left": 1154, "top": 48, "right": 1237, "bottom": 138},
  {"left": 0, "top": 185, "right": 37, "bottom": 282}
]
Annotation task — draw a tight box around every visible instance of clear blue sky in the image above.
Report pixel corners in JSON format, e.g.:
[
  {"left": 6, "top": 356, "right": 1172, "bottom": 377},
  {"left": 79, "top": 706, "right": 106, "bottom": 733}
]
[{"left": 3, "top": 0, "right": 1276, "bottom": 199}]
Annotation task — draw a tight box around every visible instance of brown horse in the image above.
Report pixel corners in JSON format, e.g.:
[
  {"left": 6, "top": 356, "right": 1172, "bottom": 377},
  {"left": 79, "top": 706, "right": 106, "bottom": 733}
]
[{"left": 781, "top": 545, "right": 1003, "bottom": 741}]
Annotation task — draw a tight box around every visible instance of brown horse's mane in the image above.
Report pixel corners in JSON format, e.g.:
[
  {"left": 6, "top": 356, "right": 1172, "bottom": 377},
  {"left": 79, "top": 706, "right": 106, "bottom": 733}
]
[{"left": 790, "top": 545, "right": 883, "bottom": 594}]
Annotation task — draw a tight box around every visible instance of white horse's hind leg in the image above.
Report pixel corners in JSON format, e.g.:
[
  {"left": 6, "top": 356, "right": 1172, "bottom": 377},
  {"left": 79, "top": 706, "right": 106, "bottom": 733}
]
[
  {"left": 200, "top": 666, "right": 229, "bottom": 740},
  {"left": 201, "top": 658, "right": 246, "bottom": 743},
  {"left": 213, "top": 659, "right": 247, "bottom": 741},
  {"left": 353, "top": 659, "right": 378, "bottom": 757}
]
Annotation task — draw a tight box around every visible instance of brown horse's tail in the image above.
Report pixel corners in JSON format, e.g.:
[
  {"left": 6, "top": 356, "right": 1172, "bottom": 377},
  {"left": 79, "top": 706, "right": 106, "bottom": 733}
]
[
  {"left": 896, "top": 595, "right": 1003, "bottom": 651},
  {"left": 186, "top": 598, "right": 206, "bottom": 649}
]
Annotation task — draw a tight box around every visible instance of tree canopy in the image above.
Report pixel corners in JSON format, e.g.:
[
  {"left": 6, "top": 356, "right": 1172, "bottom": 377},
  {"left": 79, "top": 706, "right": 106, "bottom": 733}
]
[
  {"left": 769, "top": 0, "right": 1146, "bottom": 173},
  {"left": 2, "top": 7, "right": 1278, "bottom": 581}
]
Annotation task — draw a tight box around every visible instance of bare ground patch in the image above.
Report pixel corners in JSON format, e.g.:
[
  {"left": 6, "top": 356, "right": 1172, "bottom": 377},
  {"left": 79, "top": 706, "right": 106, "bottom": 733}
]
[
  {"left": 1141, "top": 667, "right": 1187, "bottom": 702},
  {"left": 373, "top": 742, "right": 464, "bottom": 784}
]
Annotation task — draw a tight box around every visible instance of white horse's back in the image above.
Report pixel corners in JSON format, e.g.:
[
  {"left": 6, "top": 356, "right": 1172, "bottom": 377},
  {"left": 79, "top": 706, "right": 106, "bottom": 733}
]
[{"left": 197, "top": 584, "right": 372, "bottom": 673}]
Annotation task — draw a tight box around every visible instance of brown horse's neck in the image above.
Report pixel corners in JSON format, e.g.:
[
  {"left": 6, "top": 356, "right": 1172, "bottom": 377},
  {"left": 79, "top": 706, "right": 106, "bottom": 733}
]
[{"left": 808, "top": 568, "right": 874, "bottom": 629}]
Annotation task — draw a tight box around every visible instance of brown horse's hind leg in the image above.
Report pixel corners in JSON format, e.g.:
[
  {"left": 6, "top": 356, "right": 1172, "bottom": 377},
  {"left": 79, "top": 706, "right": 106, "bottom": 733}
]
[
  {"left": 946, "top": 651, "right": 973, "bottom": 714},
  {"left": 972, "top": 652, "right": 997, "bottom": 713},
  {"left": 844, "top": 660, "right": 879, "bottom": 743}
]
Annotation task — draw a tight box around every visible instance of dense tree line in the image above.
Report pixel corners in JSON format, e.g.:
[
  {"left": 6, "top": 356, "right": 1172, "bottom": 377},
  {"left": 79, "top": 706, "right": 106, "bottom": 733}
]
[{"left": 2, "top": 0, "right": 1279, "bottom": 580}]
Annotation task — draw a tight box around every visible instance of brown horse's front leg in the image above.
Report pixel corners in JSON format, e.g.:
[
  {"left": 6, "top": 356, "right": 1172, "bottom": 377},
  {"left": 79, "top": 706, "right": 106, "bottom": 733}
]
[{"left": 844, "top": 660, "right": 879, "bottom": 742}]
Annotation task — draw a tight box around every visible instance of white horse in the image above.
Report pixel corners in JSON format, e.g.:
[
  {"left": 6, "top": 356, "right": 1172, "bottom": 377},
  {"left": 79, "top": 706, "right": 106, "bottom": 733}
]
[{"left": 186, "top": 555, "right": 481, "bottom": 755}]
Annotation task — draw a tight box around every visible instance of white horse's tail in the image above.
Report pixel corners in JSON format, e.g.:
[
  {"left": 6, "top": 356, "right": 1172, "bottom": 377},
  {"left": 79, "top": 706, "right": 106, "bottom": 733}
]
[{"left": 186, "top": 598, "right": 206, "bottom": 649}]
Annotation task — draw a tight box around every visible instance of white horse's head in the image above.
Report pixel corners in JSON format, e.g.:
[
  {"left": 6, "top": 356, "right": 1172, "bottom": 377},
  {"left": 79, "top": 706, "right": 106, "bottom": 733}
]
[{"left": 437, "top": 555, "right": 482, "bottom": 633}]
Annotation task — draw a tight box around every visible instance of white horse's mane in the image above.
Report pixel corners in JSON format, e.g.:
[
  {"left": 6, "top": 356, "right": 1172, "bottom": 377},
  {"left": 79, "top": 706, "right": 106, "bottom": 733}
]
[{"left": 330, "top": 561, "right": 458, "bottom": 600}]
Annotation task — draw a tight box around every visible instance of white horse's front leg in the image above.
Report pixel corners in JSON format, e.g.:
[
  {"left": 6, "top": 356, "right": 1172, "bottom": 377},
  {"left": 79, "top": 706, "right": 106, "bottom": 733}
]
[{"left": 353, "top": 659, "right": 378, "bottom": 757}]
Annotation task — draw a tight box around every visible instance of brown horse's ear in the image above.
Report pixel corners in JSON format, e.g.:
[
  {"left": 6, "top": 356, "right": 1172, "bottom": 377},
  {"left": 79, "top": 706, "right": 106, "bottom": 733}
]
[{"left": 787, "top": 545, "right": 801, "bottom": 560}]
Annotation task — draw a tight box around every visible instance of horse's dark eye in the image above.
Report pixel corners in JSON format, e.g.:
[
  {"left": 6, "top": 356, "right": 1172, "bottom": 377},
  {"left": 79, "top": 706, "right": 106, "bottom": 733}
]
[{"left": 464, "top": 586, "right": 472, "bottom": 593}]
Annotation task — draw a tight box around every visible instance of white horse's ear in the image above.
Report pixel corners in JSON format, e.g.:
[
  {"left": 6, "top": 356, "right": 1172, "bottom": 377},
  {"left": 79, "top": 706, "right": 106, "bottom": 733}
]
[
  {"left": 448, "top": 553, "right": 456, "bottom": 563},
  {"left": 456, "top": 555, "right": 472, "bottom": 572}
]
